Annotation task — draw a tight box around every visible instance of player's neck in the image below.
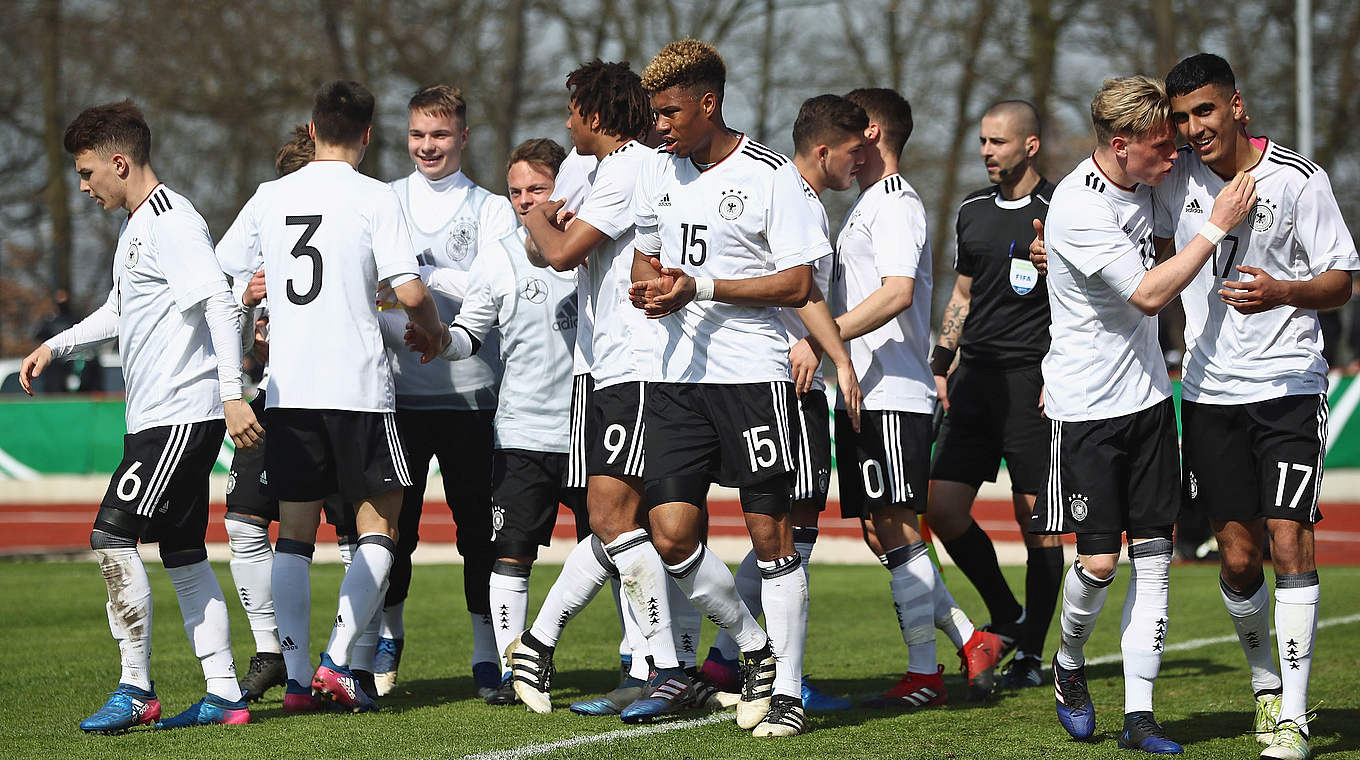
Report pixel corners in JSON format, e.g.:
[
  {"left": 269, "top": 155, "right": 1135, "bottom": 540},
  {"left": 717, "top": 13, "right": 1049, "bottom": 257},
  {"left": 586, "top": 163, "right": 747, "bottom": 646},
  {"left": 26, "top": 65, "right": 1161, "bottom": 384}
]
[
  {"left": 591, "top": 133, "right": 629, "bottom": 161},
  {"left": 1211, "top": 128, "right": 1263, "bottom": 178},
  {"left": 997, "top": 165, "right": 1041, "bottom": 200},
  {"left": 1092, "top": 147, "right": 1136, "bottom": 190},
  {"left": 792, "top": 157, "right": 826, "bottom": 196},
  {"left": 313, "top": 141, "right": 364, "bottom": 168},
  {"left": 689, "top": 124, "right": 740, "bottom": 166},
  {"left": 856, "top": 149, "right": 895, "bottom": 191},
  {"left": 123, "top": 167, "right": 162, "bottom": 214}
]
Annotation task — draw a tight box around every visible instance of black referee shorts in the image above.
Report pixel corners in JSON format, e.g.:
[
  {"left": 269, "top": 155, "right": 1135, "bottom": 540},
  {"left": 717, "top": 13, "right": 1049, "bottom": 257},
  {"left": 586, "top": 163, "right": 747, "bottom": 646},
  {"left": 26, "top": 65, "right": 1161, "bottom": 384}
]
[{"left": 930, "top": 362, "right": 1048, "bottom": 494}]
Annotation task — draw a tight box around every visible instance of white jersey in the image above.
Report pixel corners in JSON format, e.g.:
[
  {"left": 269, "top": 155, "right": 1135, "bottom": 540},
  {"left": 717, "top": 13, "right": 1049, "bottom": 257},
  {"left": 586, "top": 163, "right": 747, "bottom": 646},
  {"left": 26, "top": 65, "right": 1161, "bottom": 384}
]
[
  {"left": 114, "top": 185, "right": 230, "bottom": 433},
  {"left": 555, "top": 148, "right": 600, "bottom": 377},
  {"left": 576, "top": 140, "right": 659, "bottom": 388},
  {"left": 778, "top": 175, "right": 834, "bottom": 394},
  {"left": 831, "top": 174, "right": 935, "bottom": 413},
  {"left": 1042, "top": 156, "right": 1168, "bottom": 422},
  {"left": 216, "top": 161, "right": 419, "bottom": 412},
  {"left": 390, "top": 170, "right": 516, "bottom": 409},
  {"left": 1154, "top": 140, "right": 1360, "bottom": 404},
  {"left": 633, "top": 136, "right": 831, "bottom": 384},
  {"left": 456, "top": 229, "right": 578, "bottom": 453}
]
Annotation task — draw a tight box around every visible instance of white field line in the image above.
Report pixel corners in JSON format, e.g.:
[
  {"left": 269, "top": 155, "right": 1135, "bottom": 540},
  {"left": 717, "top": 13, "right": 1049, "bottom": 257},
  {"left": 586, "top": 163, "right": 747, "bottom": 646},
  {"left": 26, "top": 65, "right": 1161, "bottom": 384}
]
[
  {"left": 1327, "top": 377, "right": 1360, "bottom": 455},
  {"left": 0, "top": 447, "right": 40, "bottom": 480},
  {"left": 464, "top": 612, "right": 1360, "bottom": 760}
]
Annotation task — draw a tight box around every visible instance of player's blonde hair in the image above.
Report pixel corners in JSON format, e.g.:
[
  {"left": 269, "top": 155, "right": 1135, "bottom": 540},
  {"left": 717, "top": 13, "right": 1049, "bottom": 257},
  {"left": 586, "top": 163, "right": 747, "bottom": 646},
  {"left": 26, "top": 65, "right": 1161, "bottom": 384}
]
[
  {"left": 641, "top": 38, "right": 726, "bottom": 95},
  {"left": 1090, "top": 75, "right": 1170, "bottom": 143},
  {"left": 409, "top": 84, "right": 467, "bottom": 123}
]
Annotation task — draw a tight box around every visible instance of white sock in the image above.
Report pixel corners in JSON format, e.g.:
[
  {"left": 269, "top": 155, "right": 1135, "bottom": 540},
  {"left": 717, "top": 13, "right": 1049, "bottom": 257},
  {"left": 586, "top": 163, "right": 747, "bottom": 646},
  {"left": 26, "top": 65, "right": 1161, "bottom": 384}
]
[
  {"left": 351, "top": 580, "right": 387, "bottom": 672},
  {"left": 490, "top": 563, "right": 531, "bottom": 671},
  {"left": 1220, "top": 573, "right": 1281, "bottom": 695},
  {"left": 620, "top": 587, "right": 651, "bottom": 680},
  {"left": 95, "top": 545, "right": 153, "bottom": 692},
  {"left": 606, "top": 529, "right": 680, "bottom": 670},
  {"left": 380, "top": 601, "right": 405, "bottom": 640},
  {"left": 528, "top": 537, "right": 611, "bottom": 647},
  {"left": 225, "top": 517, "right": 279, "bottom": 654},
  {"left": 933, "top": 575, "right": 975, "bottom": 650},
  {"left": 272, "top": 541, "right": 314, "bottom": 684},
  {"left": 792, "top": 525, "right": 818, "bottom": 573},
  {"left": 471, "top": 611, "right": 498, "bottom": 668},
  {"left": 327, "top": 534, "right": 395, "bottom": 668},
  {"left": 713, "top": 549, "right": 762, "bottom": 661},
  {"left": 1120, "top": 539, "right": 1171, "bottom": 714},
  {"left": 888, "top": 543, "right": 937, "bottom": 674},
  {"left": 666, "top": 544, "right": 767, "bottom": 654},
  {"left": 165, "top": 558, "right": 241, "bottom": 702},
  {"left": 668, "top": 576, "right": 703, "bottom": 668},
  {"left": 1056, "top": 560, "right": 1115, "bottom": 670},
  {"left": 1275, "top": 571, "right": 1319, "bottom": 727},
  {"left": 759, "top": 555, "right": 808, "bottom": 699}
]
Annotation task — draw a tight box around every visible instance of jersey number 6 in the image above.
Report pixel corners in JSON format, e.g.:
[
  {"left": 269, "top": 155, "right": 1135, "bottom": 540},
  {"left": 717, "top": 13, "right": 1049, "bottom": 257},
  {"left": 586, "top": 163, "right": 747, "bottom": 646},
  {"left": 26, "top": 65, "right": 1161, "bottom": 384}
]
[{"left": 286, "top": 215, "right": 324, "bottom": 305}]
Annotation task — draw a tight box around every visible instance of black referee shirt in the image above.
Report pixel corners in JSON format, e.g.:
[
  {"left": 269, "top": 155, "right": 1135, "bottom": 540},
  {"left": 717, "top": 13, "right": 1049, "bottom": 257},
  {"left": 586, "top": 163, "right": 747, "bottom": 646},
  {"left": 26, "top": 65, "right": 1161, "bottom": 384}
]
[{"left": 952, "top": 179, "right": 1055, "bottom": 368}]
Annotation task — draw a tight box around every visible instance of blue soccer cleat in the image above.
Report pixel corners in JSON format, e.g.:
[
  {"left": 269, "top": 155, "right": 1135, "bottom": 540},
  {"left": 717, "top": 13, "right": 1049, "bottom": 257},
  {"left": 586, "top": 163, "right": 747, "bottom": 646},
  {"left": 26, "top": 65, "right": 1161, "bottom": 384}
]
[
  {"left": 79, "top": 683, "right": 161, "bottom": 733},
  {"left": 1118, "top": 711, "right": 1183, "bottom": 754},
  {"left": 801, "top": 676, "right": 851, "bottom": 711},
  {"left": 570, "top": 678, "right": 645, "bottom": 716},
  {"left": 620, "top": 670, "right": 696, "bottom": 724},
  {"left": 372, "top": 636, "right": 404, "bottom": 697},
  {"left": 312, "top": 652, "right": 379, "bottom": 713},
  {"left": 154, "top": 693, "right": 250, "bottom": 729},
  {"left": 1053, "top": 656, "right": 1096, "bottom": 740}
]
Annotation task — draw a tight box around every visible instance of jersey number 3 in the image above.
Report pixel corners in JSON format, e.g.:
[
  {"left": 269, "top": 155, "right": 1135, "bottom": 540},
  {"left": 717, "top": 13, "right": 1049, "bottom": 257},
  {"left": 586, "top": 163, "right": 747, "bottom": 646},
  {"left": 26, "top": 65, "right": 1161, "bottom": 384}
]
[{"left": 286, "top": 215, "right": 324, "bottom": 305}]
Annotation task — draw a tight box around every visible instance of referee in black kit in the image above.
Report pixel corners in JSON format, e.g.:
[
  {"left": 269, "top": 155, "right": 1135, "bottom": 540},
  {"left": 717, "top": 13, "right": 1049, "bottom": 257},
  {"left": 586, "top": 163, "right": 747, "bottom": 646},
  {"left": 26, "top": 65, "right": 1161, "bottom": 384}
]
[{"left": 925, "top": 100, "right": 1064, "bottom": 689}]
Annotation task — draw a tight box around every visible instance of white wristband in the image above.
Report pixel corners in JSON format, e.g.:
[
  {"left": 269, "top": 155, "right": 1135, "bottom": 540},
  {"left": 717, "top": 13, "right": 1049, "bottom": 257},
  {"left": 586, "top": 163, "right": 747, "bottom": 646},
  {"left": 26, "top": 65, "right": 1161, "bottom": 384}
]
[
  {"left": 1199, "top": 222, "right": 1228, "bottom": 246},
  {"left": 693, "top": 276, "right": 715, "bottom": 301}
]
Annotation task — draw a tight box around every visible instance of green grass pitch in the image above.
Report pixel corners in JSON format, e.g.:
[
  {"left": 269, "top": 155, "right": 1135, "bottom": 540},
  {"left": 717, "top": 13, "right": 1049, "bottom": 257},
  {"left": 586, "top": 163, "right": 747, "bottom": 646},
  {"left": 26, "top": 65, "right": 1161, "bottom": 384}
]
[{"left": 3, "top": 560, "right": 1358, "bottom": 759}]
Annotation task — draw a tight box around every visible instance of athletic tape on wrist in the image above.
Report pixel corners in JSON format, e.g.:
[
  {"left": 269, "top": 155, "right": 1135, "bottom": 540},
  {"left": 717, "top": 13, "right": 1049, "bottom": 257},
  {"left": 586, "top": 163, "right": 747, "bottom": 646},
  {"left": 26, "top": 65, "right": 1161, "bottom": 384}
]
[
  {"left": 693, "top": 277, "right": 715, "bottom": 302},
  {"left": 1199, "top": 221, "right": 1228, "bottom": 246}
]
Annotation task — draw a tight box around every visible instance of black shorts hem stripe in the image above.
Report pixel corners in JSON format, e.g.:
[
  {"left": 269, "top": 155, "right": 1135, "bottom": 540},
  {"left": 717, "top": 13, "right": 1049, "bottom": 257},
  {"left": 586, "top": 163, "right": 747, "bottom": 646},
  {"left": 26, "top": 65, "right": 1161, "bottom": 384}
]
[
  {"left": 382, "top": 412, "right": 413, "bottom": 487},
  {"left": 1312, "top": 394, "right": 1328, "bottom": 523},
  {"left": 794, "top": 400, "right": 812, "bottom": 498},
  {"left": 138, "top": 424, "right": 190, "bottom": 516},
  {"left": 625, "top": 381, "right": 646, "bottom": 478},
  {"left": 770, "top": 382, "right": 794, "bottom": 473}
]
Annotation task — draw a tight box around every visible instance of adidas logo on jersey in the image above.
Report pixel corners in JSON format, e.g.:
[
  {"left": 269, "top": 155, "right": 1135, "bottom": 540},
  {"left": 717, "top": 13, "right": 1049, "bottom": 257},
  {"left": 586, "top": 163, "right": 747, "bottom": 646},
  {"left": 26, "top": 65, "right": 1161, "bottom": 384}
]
[
  {"left": 657, "top": 193, "right": 672, "bottom": 207},
  {"left": 1184, "top": 198, "right": 1204, "bottom": 213}
]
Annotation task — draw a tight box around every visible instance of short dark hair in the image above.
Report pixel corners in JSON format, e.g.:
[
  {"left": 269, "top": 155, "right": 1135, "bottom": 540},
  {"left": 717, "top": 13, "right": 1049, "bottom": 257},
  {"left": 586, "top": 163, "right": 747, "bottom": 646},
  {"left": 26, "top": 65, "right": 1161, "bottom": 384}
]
[
  {"left": 275, "top": 124, "right": 314, "bottom": 177},
  {"left": 408, "top": 84, "right": 467, "bottom": 123},
  {"left": 1166, "top": 53, "right": 1236, "bottom": 99},
  {"left": 507, "top": 138, "right": 567, "bottom": 178},
  {"left": 311, "top": 80, "right": 375, "bottom": 145},
  {"left": 792, "top": 95, "right": 868, "bottom": 156},
  {"left": 845, "top": 88, "right": 914, "bottom": 157},
  {"left": 567, "top": 59, "right": 651, "bottom": 141},
  {"left": 63, "top": 100, "right": 152, "bottom": 165}
]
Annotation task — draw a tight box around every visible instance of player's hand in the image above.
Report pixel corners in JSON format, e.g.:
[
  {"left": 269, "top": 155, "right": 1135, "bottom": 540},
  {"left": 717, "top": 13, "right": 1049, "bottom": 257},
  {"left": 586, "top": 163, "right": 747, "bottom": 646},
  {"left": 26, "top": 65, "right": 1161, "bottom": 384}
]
[
  {"left": 403, "top": 321, "right": 449, "bottom": 363},
  {"left": 242, "top": 269, "right": 267, "bottom": 308},
  {"left": 556, "top": 209, "right": 577, "bottom": 228},
  {"left": 629, "top": 257, "right": 691, "bottom": 318},
  {"left": 1220, "top": 265, "right": 1290, "bottom": 314},
  {"left": 18, "top": 344, "right": 52, "bottom": 396},
  {"left": 790, "top": 338, "right": 822, "bottom": 396},
  {"left": 252, "top": 317, "right": 270, "bottom": 364},
  {"left": 1208, "top": 171, "right": 1257, "bottom": 231},
  {"left": 1037, "top": 383, "right": 1046, "bottom": 418},
  {"left": 528, "top": 198, "right": 566, "bottom": 223},
  {"left": 224, "top": 399, "right": 264, "bottom": 449},
  {"left": 933, "top": 373, "right": 950, "bottom": 413},
  {"left": 1029, "top": 219, "right": 1048, "bottom": 276},
  {"left": 376, "top": 282, "right": 400, "bottom": 311},
  {"left": 837, "top": 362, "right": 862, "bottom": 433}
]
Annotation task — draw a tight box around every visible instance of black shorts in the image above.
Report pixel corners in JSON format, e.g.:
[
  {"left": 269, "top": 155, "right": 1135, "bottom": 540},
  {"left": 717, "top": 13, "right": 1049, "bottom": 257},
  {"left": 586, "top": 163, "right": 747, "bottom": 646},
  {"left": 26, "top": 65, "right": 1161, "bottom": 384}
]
[
  {"left": 566, "top": 374, "right": 591, "bottom": 489},
  {"left": 263, "top": 408, "right": 412, "bottom": 503},
  {"left": 930, "top": 362, "right": 1048, "bottom": 493},
  {"left": 101, "top": 419, "right": 225, "bottom": 545},
  {"left": 587, "top": 380, "right": 647, "bottom": 480},
  {"left": 644, "top": 381, "right": 799, "bottom": 504},
  {"left": 792, "top": 389, "right": 832, "bottom": 509},
  {"left": 1030, "top": 398, "right": 1180, "bottom": 551},
  {"left": 491, "top": 448, "right": 586, "bottom": 558},
  {"left": 1182, "top": 394, "right": 1328, "bottom": 525},
  {"left": 835, "top": 409, "right": 932, "bottom": 518}
]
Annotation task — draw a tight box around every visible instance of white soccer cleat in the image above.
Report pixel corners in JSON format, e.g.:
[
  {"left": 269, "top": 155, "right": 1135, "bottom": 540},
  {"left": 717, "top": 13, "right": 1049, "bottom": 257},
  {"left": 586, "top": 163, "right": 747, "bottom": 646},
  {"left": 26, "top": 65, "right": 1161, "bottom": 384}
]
[
  {"left": 1253, "top": 692, "right": 1282, "bottom": 745},
  {"left": 1259, "top": 718, "right": 1311, "bottom": 760},
  {"left": 506, "top": 633, "right": 554, "bottom": 714},
  {"left": 752, "top": 694, "right": 806, "bottom": 737},
  {"left": 736, "top": 647, "right": 776, "bottom": 730}
]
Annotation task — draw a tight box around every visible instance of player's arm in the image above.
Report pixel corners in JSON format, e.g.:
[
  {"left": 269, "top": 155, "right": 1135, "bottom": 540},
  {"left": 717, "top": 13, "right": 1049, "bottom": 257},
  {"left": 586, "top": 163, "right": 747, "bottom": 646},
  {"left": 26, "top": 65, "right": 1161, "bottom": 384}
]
[
  {"left": 930, "top": 273, "right": 972, "bottom": 411},
  {"left": 792, "top": 284, "right": 861, "bottom": 430},
  {"left": 391, "top": 276, "right": 449, "bottom": 361},
  {"left": 833, "top": 276, "right": 914, "bottom": 341},
  {"left": 524, "top": 199, "right": 607, "bottom": 271},
  {"left": 406, "top": 254, "right": 504, "bottom": 362},
  {"left": 630, "top": 257, "right": 812, "bottom": 317},
  {"left": 19, "top": 286, "right": 120, "bottom": 396},
  {"left": 1220, "top": 269, "right": 1352, "bottom": 313}
]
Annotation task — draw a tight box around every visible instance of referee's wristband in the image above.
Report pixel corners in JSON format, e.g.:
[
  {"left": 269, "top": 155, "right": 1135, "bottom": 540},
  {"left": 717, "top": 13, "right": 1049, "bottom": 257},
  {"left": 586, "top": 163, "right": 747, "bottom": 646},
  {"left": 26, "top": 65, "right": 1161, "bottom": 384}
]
[
  {"left": 1199, "top": 222, "right": 1228, "bottom": 246},
  {"left": 693, "top": 276, "right": 716, "bottom": 302},
  {"left": 930, "top": 345, "right": 956, "bottom": 376}
]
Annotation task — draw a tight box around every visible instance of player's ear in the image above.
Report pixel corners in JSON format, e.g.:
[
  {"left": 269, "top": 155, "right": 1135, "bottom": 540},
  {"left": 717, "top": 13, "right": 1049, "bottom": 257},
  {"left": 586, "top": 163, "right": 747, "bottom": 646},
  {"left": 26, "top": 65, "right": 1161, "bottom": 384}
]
[
  {"left": 307, "top": 121, "right": 317, "bottom": 142},
  {"left": 864, "top": 123, "right": 881, "bottom": 145},
  {"left": 112, "top": 153, "right": 130, "bottom": 178},
  {"left": 701, "top": 90, "right": 718, "bottom": 118},
  {"left": 1110, "top": 134, "right": 1128, "bottom": 157},
  {"left": 361, "top": 125, "right": 373, "bottom": 148},
  {"left": 1231, "top": 91, "right": 1246, "bottom": 122}
]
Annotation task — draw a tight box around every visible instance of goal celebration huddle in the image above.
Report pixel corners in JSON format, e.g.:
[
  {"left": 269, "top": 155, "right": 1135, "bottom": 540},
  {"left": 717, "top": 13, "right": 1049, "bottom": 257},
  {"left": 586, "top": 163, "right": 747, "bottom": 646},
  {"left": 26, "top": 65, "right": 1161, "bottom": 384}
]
[{"left": 17, "top": 38, "right": 1355, "bottom": 759}]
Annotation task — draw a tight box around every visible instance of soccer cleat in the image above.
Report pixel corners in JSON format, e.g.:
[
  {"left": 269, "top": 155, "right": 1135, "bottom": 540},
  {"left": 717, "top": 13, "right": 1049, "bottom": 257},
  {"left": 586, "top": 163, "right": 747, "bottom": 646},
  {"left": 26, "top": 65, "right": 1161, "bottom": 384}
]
[
  {"left": 472, "top": 660, "right": 502, "bottom": 701},
  {"left": 999, "top": 654, "right": 1044, "bottom": 689},
  {"left": 801, "top": 676, "right": 851, "bottom": 711},
  {"left": 752, "top": 694, "right": 807, "bottom": 737},
  {"left": 282, "top": 679, "right": 321, "bottom": 714},
  {"left": 1053, "top": 656, "right": 1095, "bottom": 740},
  {"left": 372, "top": 636, "right": 403, "bottom": 697},
  {"left": 312, "top": 653, "right": 380, "bottom": 713},
  {"left": 79, "top": 683, "right": 161, "bottom": 733},
  {"left": 1117, "top": 711, "right": 1183, "bottom": 754},
  {"left": 959, "top": 628, "right": 1006, "bottom": 701},
  {"left": 570, "top": 678, "right": 644, "bottom": 715},
  {"left": 691, "top": 673, "right": 740, "bottom": 710},
  {"left": 1253, "top": 691, "right": 1282, "bottom": 745},
  {"left": 861, "top": 666, "right": 947, "bottom": 709},
  {"left": 981, "top": 610, "right": 1024, "bottom": 658},
  {"left": 154, "top": 694, "right": 250, "bottom": 729},
  {"left": 238, "top": 652, "right": 287, "bottom": 702},
  {"left": 1259, "top": 718, "right": 1312, "bottom": 760},
  {"left": 486, "top": 672, "right": 522, "bottom": 706},
  {"left": 507, "top": 633, "right": 555, "bottom": 714},
  {"left": 736, "top": 646, "right": 777, "bottom": 729},
  {"left": 620, "top": 670, "right": 696, "bottom": 724},
  {"left": 699, "top": 647, "right": 741, "bottom": 692}
]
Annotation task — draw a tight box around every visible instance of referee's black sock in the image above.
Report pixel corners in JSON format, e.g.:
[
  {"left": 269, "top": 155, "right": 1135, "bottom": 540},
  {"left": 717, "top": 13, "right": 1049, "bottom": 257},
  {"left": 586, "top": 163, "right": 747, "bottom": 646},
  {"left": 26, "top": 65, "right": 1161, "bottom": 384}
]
[
  {"left": 1019, "top": 545, "right": 1065, "bottom": 657},
  {"left": 941, "top": 521, "right": 1022, "bottom": 625}
]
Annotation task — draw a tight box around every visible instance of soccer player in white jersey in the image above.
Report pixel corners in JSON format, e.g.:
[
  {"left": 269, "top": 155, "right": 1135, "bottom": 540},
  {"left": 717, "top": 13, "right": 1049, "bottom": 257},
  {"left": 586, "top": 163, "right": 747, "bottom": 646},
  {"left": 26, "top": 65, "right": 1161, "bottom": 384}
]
[
  {"left": 627, "top": 39, "right": 854, "bottom": 737},
  {"left": 215, "top": 80, "right": 448, "bottom": 714},
  {"left": 1029, "top": 75, "right": 1256, "bottom": 754},
  {"left": 1155, "top": 54, "right": 1357, "bottom": 760},
  {"left": 19, "top": 101, "right": 261, "bottom": 731},
  {"left": 702, "top": 94, "right": 865, "bottom": 712},
  {"left": 828, "top": 87, "right": 1006, "bottom": 709},
  {"left": 374, "top": 85, "right": 518, "bottom": 699}
]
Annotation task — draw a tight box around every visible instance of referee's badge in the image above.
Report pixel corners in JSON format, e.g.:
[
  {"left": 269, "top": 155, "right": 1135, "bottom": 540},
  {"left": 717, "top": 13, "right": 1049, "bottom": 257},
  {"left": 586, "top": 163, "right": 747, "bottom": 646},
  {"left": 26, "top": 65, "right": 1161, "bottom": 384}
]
[
  {"left": 1010, "top": 258, "right": 1038, "bottom": 295},
  {"left": 1068, "top": 493, "right": 1089, "bottom": 522}
]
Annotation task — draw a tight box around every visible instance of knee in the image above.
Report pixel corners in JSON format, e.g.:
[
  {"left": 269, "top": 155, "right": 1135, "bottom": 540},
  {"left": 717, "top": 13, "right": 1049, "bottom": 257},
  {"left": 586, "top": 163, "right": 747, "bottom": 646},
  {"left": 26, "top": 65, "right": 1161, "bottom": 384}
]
[
  {"left": 1079, "top": 554, "right": 1118, "bottom": 580},
  {"left": 1219, "top": 544, "right": 1263, "bottom": 584},
  {"left": 651, "top": 529, "right": 698, "bottom": 566}
]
